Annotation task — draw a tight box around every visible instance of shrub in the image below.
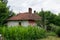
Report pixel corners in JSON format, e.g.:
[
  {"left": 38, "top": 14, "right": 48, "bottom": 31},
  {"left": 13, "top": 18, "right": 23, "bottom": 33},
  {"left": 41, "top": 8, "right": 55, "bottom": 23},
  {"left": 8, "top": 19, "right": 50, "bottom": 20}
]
[
  {"left": 56, "top": 27, "right": 60, "bottom": 37},
  {"left": 0, "top": 26, "right": 47, "bottom": 40},
  {"left": 47, "top": 32, "right": 56, "bottom": 36},
  {"left": 48, "top": 24, "right": 58, "bottom": 32}
]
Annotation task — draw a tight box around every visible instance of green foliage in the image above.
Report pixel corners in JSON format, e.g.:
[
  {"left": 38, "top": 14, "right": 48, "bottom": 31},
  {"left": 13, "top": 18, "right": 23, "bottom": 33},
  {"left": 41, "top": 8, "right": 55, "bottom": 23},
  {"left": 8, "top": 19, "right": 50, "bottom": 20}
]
[
  {"left": 0, "top": 0, "right": 15, "bottom": 25},
  {"left": 38, "top": 9, "right": 60, "bottom": 30},
  {"left": 47, "top": 32, "right": 56, "bottom": 36},
  {"left": 0, "top": 26, "right": 47, "bottom": 40},
  {"left": 38, "top": 9, "right": 46, "bottom": 29},
  {"left": 55, "top": 13, "right": 60, "bottom": 26},
  {"left": 38, "top": 10, "right": 57, "bottom": 26},
  {"left": 55, "top": 27, "right": 60, "bottom": 37},
  {"left": 0, "top": 0, "right": 9, "bottom": 25}
]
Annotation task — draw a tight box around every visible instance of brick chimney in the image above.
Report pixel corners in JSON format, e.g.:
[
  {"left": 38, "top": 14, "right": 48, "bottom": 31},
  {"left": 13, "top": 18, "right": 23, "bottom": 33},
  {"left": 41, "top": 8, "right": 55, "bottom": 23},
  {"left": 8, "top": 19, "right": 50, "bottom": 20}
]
[
  {"left": 34, "top": 10, "right": 36, "bottom": 14},
  {"left": 28, "top": 8, "right": 32, "bottom": 13}
]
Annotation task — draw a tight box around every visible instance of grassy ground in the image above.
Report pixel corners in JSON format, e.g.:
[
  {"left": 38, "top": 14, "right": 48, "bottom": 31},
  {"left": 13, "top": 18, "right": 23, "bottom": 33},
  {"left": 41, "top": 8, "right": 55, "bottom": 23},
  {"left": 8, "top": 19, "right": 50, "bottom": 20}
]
[{"left": 38, "top": 36, "right": 60, "bottom": 40}]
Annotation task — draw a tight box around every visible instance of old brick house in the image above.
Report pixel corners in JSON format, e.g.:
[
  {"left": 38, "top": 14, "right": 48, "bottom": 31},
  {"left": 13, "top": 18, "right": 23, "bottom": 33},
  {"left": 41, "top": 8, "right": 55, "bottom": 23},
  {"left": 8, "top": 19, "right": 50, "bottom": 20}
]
[{"left": 7, "top": 8, "right": 41, "bottom": 26}]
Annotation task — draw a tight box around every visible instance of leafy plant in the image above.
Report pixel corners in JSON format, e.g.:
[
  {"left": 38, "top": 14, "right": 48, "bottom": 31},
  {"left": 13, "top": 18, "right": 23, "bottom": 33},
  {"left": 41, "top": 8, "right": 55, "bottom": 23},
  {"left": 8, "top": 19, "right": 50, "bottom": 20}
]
[
  {"left": 0, "top": 26, "right": 47, "bottom": 40},
  {"left": 56, "top": 27, "right": 60, "bottom": 37}
]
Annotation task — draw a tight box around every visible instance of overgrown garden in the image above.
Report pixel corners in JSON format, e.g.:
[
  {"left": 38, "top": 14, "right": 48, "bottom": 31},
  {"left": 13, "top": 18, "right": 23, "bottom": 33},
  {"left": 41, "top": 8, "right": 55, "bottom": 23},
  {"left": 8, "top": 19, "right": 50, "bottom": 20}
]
[{"left": 0, "top": 0, "right": 60, "bottom": 40}]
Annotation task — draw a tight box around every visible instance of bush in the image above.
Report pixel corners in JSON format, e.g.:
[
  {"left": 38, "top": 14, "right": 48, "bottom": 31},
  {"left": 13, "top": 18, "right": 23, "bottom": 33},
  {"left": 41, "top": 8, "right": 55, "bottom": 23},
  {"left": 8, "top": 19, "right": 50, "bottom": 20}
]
[
  {"left": 56, "top": 27, "right": 60, "bottom": 37},
  {"left": 47, "top": 32, "right": 56, "bottom": 36},
  {"left": 48, "top": 24, "right": 58, "bottom": 32},
  {"left": 0, "top": 26, "right": 47, "bottom": 40}
]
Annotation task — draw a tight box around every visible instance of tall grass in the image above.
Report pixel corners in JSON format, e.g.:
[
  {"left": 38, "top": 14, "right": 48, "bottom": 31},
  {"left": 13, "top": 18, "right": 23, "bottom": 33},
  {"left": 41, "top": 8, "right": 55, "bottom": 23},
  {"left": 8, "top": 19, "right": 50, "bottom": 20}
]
[{"left": 0, "top": 26, "right": 47, "bottom": 40}]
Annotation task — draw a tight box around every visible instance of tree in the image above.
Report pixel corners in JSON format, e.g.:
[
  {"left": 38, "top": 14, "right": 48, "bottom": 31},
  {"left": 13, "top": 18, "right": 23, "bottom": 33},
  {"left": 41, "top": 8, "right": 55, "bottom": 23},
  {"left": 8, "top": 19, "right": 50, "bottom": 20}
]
[
  {"left": 38, "top": 9, "right": 57, "bottom": 30},
  {"left": 0, "top": 0, "right": 15, "bottom": 25},
  {"left": 55, "top": 13, "right": 60, "bottom": 26},
  {"left": 38, "top": 9, "right": 47, "bottom": 29}
]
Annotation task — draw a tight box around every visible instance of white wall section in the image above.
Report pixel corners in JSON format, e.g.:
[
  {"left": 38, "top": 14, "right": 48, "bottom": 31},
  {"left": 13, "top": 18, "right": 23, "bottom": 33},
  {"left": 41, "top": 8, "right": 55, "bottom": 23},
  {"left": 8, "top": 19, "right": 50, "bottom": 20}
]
[{"left": 7, "top": 21, "right": 19, "bottom": 27}]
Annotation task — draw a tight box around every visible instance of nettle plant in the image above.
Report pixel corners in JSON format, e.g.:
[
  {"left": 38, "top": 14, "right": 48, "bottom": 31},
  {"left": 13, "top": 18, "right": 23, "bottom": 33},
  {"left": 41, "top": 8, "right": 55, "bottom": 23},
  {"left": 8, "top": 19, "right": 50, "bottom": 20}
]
[{"left": 0, "top": 26, "right": 47, "bottom": 40}]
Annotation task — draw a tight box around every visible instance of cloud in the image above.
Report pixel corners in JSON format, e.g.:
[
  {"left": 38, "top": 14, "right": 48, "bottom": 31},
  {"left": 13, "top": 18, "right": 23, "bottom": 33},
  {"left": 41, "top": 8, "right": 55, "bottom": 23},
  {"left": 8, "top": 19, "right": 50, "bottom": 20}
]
[{"left": 7, "top": 0, "right": 60, "bottom": 14}]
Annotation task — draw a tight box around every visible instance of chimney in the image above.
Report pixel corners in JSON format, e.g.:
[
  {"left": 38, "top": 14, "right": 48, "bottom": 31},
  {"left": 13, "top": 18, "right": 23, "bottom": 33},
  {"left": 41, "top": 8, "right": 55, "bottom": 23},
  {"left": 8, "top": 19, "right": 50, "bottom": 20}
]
[
  {"left": 34, "top": 10, "right": 36, "bottom": 14},
  {"left": 28, "top": 8, "right": 32, "bottom": 13}
]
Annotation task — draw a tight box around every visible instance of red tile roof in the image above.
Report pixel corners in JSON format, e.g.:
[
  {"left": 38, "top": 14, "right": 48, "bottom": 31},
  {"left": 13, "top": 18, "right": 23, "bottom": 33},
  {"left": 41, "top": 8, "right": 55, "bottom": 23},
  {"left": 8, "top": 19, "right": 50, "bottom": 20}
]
[{"left": 7, "top": 12, "right": 41, "bottom": 21}]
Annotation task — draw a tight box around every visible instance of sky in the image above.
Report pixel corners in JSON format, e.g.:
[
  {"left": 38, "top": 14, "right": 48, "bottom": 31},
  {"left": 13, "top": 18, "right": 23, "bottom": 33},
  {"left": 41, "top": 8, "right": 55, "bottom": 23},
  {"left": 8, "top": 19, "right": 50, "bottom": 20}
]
[{"left": 7, "top": 0, "right": 60, "bottom": 14}]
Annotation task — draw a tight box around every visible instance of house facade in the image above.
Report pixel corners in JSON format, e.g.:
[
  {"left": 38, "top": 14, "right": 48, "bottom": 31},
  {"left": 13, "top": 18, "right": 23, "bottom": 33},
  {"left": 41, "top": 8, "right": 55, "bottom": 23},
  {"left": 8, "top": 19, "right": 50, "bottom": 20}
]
[{"left": 7, "top": 8, "right": 41, "bottom": 27}]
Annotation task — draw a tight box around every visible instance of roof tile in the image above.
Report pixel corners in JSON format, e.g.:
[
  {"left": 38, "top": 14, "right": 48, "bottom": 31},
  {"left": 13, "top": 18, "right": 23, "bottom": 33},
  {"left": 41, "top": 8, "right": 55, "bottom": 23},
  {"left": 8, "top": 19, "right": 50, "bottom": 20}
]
[{"left": 7, "top": 12, "right": 41, "bottom": 21}]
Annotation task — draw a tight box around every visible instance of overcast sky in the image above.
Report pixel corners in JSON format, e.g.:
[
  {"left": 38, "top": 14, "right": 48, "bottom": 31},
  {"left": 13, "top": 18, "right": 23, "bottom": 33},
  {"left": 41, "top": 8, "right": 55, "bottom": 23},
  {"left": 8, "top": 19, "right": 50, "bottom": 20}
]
[{"left": 7, "top": 0, "right": 60, "bottom": 14}]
